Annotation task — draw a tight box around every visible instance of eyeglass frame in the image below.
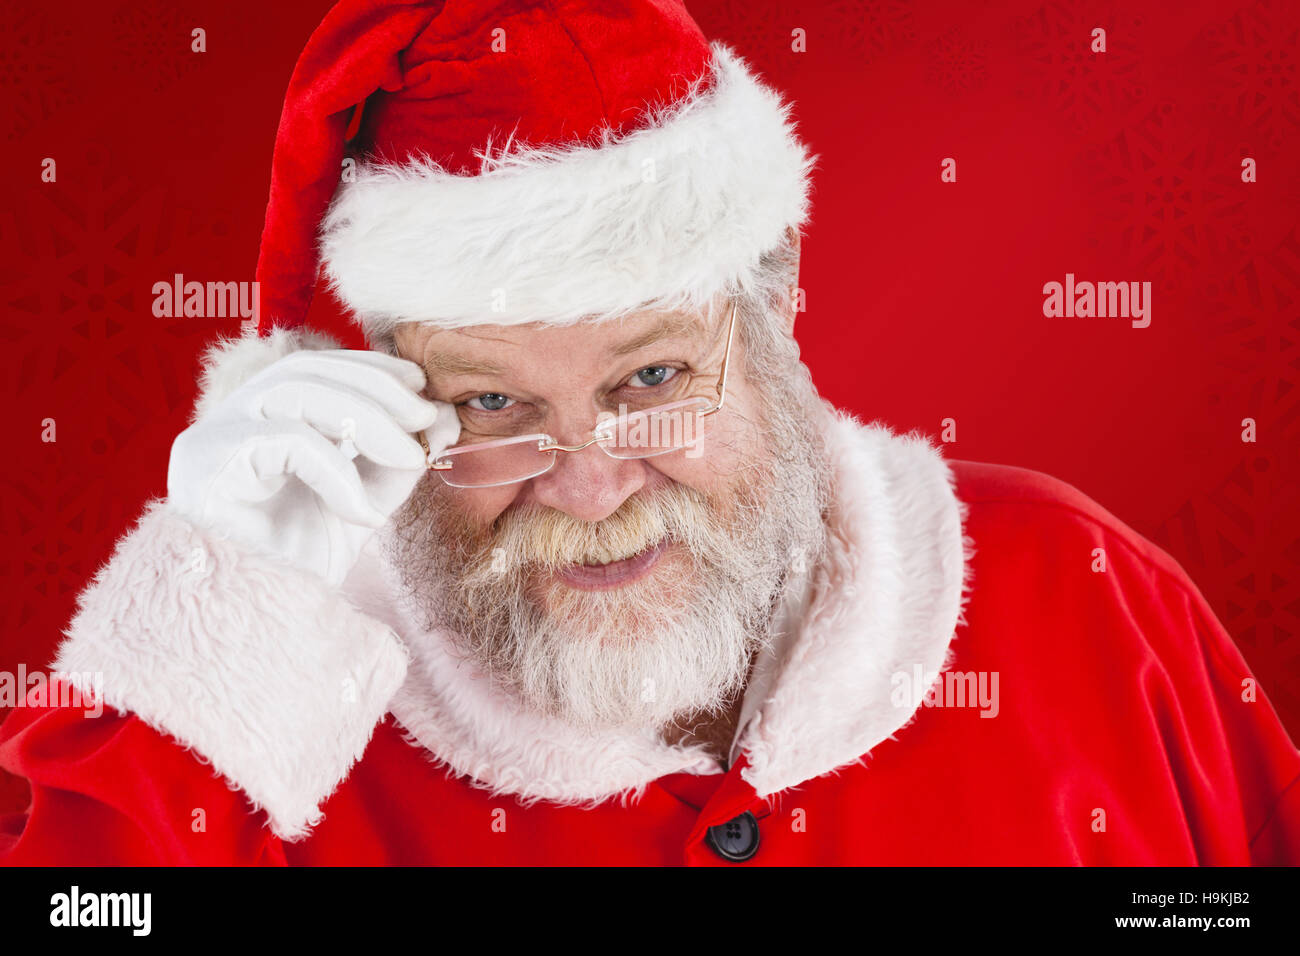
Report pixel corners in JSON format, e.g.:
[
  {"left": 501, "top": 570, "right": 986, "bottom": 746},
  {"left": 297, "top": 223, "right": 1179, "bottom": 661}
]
[{"left": 416, "top": 298, "right": 739, "bottom": 485}]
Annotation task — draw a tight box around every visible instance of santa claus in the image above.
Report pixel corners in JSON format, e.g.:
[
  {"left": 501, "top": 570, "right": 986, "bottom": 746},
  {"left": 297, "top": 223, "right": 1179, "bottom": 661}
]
[{"left": 2, "top": 0, "right": 1297, "bottom": 865}]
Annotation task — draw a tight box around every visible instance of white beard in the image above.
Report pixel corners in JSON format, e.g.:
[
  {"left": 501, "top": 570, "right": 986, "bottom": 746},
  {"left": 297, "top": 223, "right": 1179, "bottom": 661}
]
[{"left": 386, "top": 377, "right": 831, "bottom": 735}]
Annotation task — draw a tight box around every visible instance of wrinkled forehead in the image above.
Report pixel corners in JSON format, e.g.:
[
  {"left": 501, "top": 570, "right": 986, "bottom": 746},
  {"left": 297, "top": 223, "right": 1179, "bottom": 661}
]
[{"left": 394, "top": 304, "right": 721, "bottom": 378}]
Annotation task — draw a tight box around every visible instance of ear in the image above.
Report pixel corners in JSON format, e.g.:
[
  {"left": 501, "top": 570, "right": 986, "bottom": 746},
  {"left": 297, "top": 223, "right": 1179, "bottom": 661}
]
[{"left": 783, "top": 225, "right": 802, "bottom": 336}]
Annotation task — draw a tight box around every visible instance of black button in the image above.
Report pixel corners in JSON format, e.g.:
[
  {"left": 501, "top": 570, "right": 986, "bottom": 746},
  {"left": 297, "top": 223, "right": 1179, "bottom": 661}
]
[{"left": 706, "top": 811, "right": 760, "bottom": 862}]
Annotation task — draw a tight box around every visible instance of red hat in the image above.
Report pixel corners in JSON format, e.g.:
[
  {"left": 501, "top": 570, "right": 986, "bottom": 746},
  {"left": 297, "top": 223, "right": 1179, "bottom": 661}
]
[{"left": 256, "top": 0, "right": 817, "bottom": 340}]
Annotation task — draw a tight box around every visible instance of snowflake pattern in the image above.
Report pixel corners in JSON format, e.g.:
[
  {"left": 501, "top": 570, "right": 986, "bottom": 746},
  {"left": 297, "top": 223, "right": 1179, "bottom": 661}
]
[
  {"left": 1011, "top": 0, "right": 1148, "bottom": 136},
  {"left": 109, "top": 0, "right": 207, "bottom": 94},
  {"left": 1152, "top": 223, "right": 1300, "bottom": 730},
  {"left": 1204, "top": 229, "right": 1300, "bottom": 447},
  {"left": 1075, "top": 105, "right": 1251, "bottom": 294},
  {"left": 0, "top": 9, "right": 76, "bottom": 143},
  {"left": 826, "top": 0, "right": 917, "bottom": 61},
  {"left": 1, "top": 0, "right": 1298, "bottom": 750},
  {"left": 1203, "top": 0, "right": 1300, "bottom": 153},
  {"left": 924, "top": 26, "right": 989, "bottom": 95},
  {"left": 1151, "top": 454, "right": 1300, "bottom": 725},
  {"left": 691, "top": 0, "right": 789, "bottom": 59},
  {"left": 0, "top": 141, "right": 225, "bottom": 693}
]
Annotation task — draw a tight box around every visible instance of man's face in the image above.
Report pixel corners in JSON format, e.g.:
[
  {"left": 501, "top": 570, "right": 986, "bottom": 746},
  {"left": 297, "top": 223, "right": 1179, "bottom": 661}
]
[
  {"left": 396, "top": 301, "right": 765, "bottom": 550},
  {"left": 387, "top": 296, "right": 829, "bottom": 733}
]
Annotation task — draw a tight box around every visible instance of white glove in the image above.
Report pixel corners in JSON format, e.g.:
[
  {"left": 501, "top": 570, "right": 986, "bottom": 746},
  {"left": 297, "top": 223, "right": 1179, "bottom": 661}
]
[{"left": 168, "top": 349, "right": 460, "bottom": 587}]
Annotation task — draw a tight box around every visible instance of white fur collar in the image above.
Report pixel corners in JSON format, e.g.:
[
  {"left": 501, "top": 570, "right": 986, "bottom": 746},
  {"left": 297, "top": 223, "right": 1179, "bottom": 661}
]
[
  {"left": 50, "top": 328, "right": 970, "bottom": 838},
  {"left": 345, "top": 402, "right": 973, "bottom": 804}
]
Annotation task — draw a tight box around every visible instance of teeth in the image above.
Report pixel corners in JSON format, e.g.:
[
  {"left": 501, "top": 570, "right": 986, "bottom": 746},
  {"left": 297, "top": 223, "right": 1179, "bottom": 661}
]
[{"left": 579, "top": 542, "right": 642, "bottom": 566}]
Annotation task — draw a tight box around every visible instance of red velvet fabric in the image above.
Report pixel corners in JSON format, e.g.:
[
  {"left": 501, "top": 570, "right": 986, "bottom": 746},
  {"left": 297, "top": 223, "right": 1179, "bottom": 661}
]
[
  {"left": 2, "top": 460, "right": 1297, "bottom": 865},
  {"left": 255, "top": 0, "right": 711, "bottom": 333}
]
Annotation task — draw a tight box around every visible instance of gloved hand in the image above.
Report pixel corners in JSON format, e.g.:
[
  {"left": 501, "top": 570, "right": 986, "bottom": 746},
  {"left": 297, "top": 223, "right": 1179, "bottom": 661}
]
[{"left": 168, "top": 349, "right": 459, "bottom": 587}]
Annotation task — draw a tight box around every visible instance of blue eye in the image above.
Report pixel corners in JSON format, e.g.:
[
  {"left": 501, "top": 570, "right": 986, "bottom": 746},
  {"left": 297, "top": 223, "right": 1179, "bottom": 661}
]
[
  {"left": 630, "top": 366, "right": 677, "bottom": 388},
  {"left": 467, "top": 393, "right": 514, "bottom": 411}
]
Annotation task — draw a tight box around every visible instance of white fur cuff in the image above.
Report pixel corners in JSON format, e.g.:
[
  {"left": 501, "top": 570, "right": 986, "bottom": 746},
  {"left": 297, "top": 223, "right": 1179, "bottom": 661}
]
[
  {"left": 52, "top": 500, "right": 410, "bottom": 841},
  {"left": 190, "top": 325, "right": 343, "bottom": 423}
]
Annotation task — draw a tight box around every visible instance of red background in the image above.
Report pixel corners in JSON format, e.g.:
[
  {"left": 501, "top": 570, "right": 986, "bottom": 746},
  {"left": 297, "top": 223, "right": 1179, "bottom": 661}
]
[{"left": 2, "top": 0, "right": 1297, "bottom": 814}]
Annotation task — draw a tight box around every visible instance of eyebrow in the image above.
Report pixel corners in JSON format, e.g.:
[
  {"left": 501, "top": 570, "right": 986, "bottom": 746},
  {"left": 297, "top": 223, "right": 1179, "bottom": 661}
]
[
  {"left": 422, "top": 353, "right": 506, "bottom": 377},
  {"left": 610, "top": 313, "right": 702, "bottom": 356},
  {"left": 423, "top": 311, "right": 706, "bottom": 379}
]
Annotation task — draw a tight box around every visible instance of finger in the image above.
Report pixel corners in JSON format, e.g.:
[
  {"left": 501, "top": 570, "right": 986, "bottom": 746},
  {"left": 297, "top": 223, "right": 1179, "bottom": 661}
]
[
  {"left": 320, "top": 349, "right": 428, "bottom": 392},
  {"left": 422, "top": 400, "right": 462, "bottom": 458},
  {"left": 266, "top": 351, "right": 440, "bottom": 431},
  {"left": 242, "top": 426, "right": 387, "bottom": 529},
  {"left": 354, "top": 456, "right": 427, "bottom": 515},
  {"left": 258, "top": 380, "right": 426, "bottom": 470}
]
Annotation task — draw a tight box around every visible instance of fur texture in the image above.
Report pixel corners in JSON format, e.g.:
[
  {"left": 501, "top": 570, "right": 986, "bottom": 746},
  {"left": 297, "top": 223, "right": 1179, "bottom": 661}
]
[
  {"left": 737, "top": 410, "right": 975, "bottom": 797},
  {"left": 190, "top": 326, "right": 342, "bottom": 423},
  {"left": 319, "top": 42, "right": 817, "bottom": 336},
  {"left": 53, "top": 334, "right": 971, "bottom": 837},
  {"left": 353, "top": 405, "right": 973, "bottom": 806},
  {"left": 52, "top": 501, "right": 410, "bottom": 841}
]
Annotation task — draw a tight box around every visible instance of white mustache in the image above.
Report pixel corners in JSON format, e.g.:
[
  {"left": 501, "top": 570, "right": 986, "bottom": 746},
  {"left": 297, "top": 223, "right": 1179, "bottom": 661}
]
[{"left": 460, "top": 482, "right": 718, "bottom": 585}]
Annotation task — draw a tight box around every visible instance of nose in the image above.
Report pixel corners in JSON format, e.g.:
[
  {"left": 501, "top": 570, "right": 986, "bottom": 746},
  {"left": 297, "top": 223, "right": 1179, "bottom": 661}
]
[{"left": 527, "top": 440, "right": 647, "bottom": 522}]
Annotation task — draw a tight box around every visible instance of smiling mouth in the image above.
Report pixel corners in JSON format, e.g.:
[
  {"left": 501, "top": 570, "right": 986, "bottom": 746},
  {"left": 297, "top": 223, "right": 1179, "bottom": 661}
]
[{"left": 555, "top": 538, "right": 670, "bottom": 591}]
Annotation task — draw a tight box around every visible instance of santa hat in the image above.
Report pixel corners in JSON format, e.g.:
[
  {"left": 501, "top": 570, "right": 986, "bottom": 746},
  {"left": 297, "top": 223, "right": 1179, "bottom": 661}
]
[{"left": 255, "top": 0, "right": 817, "bottom": 341}]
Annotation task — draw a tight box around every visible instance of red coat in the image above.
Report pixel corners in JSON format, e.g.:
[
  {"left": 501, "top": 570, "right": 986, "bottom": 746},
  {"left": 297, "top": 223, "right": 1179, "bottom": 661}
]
[{"left": 1, "top": 338, "right": 1297, "bottom": 865}]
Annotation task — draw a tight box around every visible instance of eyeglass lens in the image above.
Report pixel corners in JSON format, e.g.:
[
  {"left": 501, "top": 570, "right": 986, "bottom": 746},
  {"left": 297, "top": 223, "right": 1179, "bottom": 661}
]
[{"left": 436, "top": 396, "right": 713, "bottom": 487}]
